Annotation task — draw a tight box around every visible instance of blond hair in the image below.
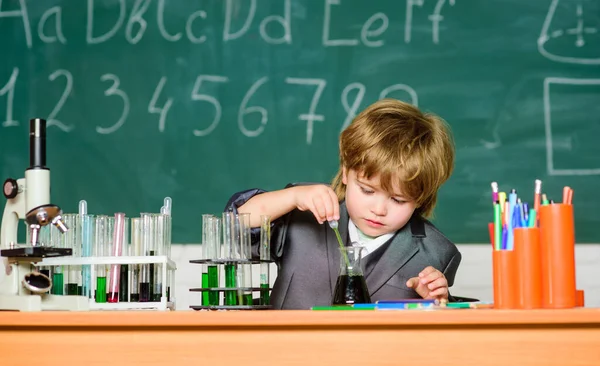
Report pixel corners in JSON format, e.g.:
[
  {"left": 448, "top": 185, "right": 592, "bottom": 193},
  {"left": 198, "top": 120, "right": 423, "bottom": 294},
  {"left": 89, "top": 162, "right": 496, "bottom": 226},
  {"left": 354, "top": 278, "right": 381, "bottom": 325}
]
[{"left": 331, "top": 99, "right": 454, "bottom": 218}]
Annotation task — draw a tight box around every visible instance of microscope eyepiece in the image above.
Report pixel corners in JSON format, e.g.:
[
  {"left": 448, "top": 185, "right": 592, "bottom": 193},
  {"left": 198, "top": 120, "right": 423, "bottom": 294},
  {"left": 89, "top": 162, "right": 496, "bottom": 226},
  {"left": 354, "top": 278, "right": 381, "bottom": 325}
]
[{"left": 29, "top": 118, "right": 47, "bottom": 169}]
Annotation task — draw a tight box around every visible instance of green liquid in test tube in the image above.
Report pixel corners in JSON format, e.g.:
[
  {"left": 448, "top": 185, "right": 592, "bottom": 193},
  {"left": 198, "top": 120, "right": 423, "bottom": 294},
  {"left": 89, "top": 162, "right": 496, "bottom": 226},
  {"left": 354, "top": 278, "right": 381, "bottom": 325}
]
[
  {"left": 48, "top": 225, "right": 64, "bottom": 295},
  {"left": 260, "top": 215, "right": 271, "bottom": 305},
  {"left": 208, "top": 217, "right": 221, "bottom": 305},
  {"left": 224, "top": 264, "right": 237, "bottom": 305},
  {"left": 202, "top": 273, "right": 209, "bottom": 305},
  {"left": 201, "top": 214, "right": 213, "bottom": 306},
  {"left": 52, "top": 272, "right": 64, "bottom": 295},
  {"left": 81, "top": 211, "right": 94, "bottom": 298},
  {"left": 64, "top": 214, "right": 80, "bottom": 295},
  {"left": 239, "top": 213, "right": 253, "bottom": 306},
  {"left": 222, "top": 212, "right": 238, "bottom": 306},
  {"left": 96, "top": 277, "right": 107, "bottom": 302},
  {"left": 94, "top": 215, "right": 108, "bottom": 303}
]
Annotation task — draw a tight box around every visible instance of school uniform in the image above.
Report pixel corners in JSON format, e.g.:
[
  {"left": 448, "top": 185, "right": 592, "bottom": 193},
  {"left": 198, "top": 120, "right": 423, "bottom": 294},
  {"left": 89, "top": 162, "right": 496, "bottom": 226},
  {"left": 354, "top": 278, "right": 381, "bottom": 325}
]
[{"left": 226, "top": 187, "right": 462, "bottom": 309}]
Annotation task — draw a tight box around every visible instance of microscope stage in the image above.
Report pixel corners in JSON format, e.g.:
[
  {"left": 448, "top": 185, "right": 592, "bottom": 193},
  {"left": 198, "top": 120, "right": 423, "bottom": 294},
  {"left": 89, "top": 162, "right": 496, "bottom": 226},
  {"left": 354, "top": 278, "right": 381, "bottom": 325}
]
[{"left": 0, "top": 246, "right": 72, "bottom": 258}]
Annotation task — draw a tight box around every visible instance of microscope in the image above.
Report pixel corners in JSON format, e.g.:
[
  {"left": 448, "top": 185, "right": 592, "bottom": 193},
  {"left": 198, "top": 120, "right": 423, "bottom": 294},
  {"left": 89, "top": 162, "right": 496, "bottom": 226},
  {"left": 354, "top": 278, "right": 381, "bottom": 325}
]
[{"left": 0, "top": 118, "right": 88, "bottom": 311}]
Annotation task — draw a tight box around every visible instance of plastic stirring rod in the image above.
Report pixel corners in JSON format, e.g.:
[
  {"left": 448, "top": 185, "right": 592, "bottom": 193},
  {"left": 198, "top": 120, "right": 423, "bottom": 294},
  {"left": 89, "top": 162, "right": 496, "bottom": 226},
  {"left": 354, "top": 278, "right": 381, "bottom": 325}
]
[{"left": 328, "top": 220, "right": 350, "bottom": 267}]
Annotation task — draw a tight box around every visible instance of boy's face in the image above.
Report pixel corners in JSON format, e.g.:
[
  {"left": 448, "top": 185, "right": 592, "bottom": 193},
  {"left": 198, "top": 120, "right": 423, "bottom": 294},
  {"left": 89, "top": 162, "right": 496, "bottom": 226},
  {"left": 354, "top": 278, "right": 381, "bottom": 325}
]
[{"left": 342, "top": 168, "right": 417, "bottom": 237}]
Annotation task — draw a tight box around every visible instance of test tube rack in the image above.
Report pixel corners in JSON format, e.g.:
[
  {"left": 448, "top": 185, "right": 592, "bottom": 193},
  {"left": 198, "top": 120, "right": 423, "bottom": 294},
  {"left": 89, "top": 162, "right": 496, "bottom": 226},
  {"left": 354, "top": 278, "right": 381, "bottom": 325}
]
[
  {"left": 36, "top": 255, "right": 176, "bottom": 311},
  {"left": 189, "top": 258, "right": 273, "bottom": 310}
]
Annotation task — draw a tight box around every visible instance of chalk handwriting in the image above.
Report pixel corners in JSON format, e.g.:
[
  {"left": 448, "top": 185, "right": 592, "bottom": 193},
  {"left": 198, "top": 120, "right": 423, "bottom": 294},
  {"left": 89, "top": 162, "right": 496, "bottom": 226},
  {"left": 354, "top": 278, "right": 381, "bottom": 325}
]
[
  {"left": 238, "top": 77, "right": 269, "bottom": 137},
  {"left": 38, "top": 6, "right": 67, "bottom": 44},
  {"left": 223, "top": 0, "right": 256, "bottom": 42},
  {"left": 538, "top": 0, "right": 600, "bottom": 64},
  {"left": 157, "top": 0, "right": 182, "bottom": 41},
  {"left": 47, "top": 70, "right": 74, "bottom": 132},
  {"left": 126, "top": 0, "right": 151, "bottom": 45},
  {"left": 429, "top": 0, "right": 455, "bottom": 44},
  {"left": 285, "top": 78, "right": 327, "bottom": 144},
  {"left": 148, "top": 77, "right": 173, "bottom": 133},
  {"left": 96, "top": 74, "right": 129, "bottom": 134},
  {"left": 0, "top": 0, "right": 32, "bottom": 48},
  {"left": 191, "top": 75, "right": 229, "bottom": 136},
  {"left": 0, "top": 68, "right": 19, "bottom": 127},
  {"left": 87, "top": 0, "right": 126, "bottom": 45},
  {"left": 340, "top": 82, "right": 366, "bottom": 131}
]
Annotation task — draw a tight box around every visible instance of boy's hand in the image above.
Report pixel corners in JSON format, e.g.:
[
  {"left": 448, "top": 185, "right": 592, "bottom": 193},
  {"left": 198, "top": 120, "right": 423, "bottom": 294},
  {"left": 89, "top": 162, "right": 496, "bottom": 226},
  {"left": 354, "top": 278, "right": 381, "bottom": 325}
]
[
  {"left": 292, "top": 185, "right": 340, "bottom": 224},
  {"left": 405, "top": 266, "right": 448, "bottom": 300}
]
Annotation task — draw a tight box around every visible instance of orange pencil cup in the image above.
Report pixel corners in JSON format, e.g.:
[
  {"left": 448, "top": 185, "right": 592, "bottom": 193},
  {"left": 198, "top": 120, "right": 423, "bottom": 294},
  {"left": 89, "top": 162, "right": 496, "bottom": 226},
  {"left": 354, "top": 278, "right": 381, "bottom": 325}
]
[
  {"left": 514, "top": 227, "right": 542, "bottom": 309},
  {"left": 492, "top": 250, "right": 519, "bottom": 309},
  {"left": 539, "top": 204, "right": 576, "bottom": 309}
]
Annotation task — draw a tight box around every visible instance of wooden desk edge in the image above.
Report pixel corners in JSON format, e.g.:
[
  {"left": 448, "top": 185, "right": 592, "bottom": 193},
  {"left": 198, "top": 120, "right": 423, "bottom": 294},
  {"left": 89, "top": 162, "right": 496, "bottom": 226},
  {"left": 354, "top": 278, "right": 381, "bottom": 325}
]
[{"left": 2, "top": 308, "right": 600, "bottom": 328}]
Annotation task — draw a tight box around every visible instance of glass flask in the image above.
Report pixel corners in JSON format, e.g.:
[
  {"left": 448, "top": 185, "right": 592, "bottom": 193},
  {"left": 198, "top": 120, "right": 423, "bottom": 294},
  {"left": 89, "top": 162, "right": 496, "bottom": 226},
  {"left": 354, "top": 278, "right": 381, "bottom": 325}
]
[{"left": 332, "top": 245, "right": 371, "bottom": 305}]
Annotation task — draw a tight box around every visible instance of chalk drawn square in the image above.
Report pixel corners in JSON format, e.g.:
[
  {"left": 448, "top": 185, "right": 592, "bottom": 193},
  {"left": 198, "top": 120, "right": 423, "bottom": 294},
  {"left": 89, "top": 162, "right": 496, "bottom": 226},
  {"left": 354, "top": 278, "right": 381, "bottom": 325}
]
[{"left": 544, "top": 77, "right": 600, "bottom": 176}]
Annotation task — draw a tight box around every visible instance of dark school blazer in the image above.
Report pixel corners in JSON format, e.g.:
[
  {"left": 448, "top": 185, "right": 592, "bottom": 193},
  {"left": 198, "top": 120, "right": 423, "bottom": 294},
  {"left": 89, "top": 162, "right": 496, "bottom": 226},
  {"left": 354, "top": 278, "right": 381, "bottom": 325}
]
[{"left": 226, "top": 188, "right": 462, "bottom": 309}]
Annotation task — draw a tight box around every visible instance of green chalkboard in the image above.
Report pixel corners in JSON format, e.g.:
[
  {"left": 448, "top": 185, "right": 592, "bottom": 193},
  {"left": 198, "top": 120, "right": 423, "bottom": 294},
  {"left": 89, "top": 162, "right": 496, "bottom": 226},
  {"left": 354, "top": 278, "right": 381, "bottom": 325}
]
[{"left": 1, "top": 0, "right": 599, "bottom": 243}]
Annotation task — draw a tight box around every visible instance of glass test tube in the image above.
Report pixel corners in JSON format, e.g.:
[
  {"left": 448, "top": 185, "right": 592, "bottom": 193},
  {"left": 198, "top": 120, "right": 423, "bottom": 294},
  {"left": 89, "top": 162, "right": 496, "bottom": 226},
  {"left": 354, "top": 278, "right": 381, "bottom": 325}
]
[
  {"left": 222, "top": 212, "right": 238, "bottom": 306},
  {"left": 201, "top": 214, "right": 213, "bottom": 306},
  {"left": 51, "top": 223, "right": 64, "bottom": 295},
  {"left": 153, "top": 214, "right": 165, "bottom": 301},
  {"left": 239, "top": 213, "right": 253, "bottom": 305},
  {"left": 94, "top": 215, "right": 108, "bottom": 303},
  {"left": 64, "top": 214, "right": 80, "bottom": 295},
  {"left": 105, "top": 217, "right": 114, "bottom": 300},
  {"left": 130, "top": 218, "right": 142, "bottom": 302},
  {"left": 81, "top": 214, "right": 94, "bottom": 298},
  {"left": 108, "top": 213, "right": 125, "bottom": 303},
  {"left": 38, "top": 225, "right": 51, "bottom": 278},
  {"left": 140, "top": 213, "right": 154, "bottom": 302},
  {"left": 119, "top": 217, "right": 130, "bottom": 302},
  {"left": 260, "top": 215, "right": 271, "bottom": 305},
  {"left": 208, "top": 217, "right": 221, "bottom": 305},
  {"left": 163, "top": 209, "right": 172, "bottom": 301}
]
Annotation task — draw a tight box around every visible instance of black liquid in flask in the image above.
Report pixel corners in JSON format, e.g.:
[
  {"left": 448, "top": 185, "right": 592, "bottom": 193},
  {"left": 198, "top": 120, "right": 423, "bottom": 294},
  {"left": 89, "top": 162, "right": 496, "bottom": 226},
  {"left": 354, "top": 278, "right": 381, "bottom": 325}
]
[
  {"left": 332, "top": 244, "right": 371, "bottom": 305},
  {"left": 333, "top": 274, "right": 371, "bottom": 304}
]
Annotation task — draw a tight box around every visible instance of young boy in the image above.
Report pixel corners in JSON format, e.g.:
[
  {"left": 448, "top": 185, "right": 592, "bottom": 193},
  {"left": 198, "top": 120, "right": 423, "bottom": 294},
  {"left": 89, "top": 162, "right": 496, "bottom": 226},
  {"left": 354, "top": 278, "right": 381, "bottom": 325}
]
[{"left": 225, "top": 99, "right": 461, "bottom": 309}]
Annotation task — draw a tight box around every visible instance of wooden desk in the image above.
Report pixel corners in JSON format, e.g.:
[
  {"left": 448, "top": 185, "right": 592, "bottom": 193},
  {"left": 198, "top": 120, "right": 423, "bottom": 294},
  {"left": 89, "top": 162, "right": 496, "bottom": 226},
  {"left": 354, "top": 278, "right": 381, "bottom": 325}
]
[{"left": 1, "top": 309, "right": 600, "bottom": 365}]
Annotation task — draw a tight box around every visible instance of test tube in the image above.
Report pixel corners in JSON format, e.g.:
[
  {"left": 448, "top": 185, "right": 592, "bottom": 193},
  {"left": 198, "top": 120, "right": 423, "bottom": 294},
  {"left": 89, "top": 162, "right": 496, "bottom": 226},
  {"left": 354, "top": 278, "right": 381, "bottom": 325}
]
[
  {"left": 119, "top": 217, "right": 130, "bottom": 302},
  {"left": 108, "top": 213, "right": 125, "bottom": 303},
  {"left": 260, "top": 215, "right": 271, "bottom": 305},
  {"left": 153, "top": 213, "right": 165, "bottom": 301},
  {"left": 239, "top": 213, "right": 253, "bottom": 305},
  {"left": 51, "top": 223, "right": 64, "bottom": 295},
  {"left": 163, "top": 206, "right": 172, "bottom": 301},
  {"left": 201, "top": 214, "right": 213, "bottom": 306},
  {"left": 39, "top": 224, "right": 50, "bottom": 246},
  {"left": 81, "top": 213, "right": 94, "bottom": 298},
  {"left": 222, "top": 212, "right": 238, "bottom": 305},
  {"left": 208, "top": 217, "right": 221, "bottom": 305},
  {"left": 130, "top": 218, "right": 142, "bottom": 302},
  {"left": 94, "top": 215, "right": 108, "bottom": 303},
  {"left": 64, "top": 214, "right": 80, "bottom": 295},
  {"left": 140, "top": 213, "right": 154, "bottom": 302}
]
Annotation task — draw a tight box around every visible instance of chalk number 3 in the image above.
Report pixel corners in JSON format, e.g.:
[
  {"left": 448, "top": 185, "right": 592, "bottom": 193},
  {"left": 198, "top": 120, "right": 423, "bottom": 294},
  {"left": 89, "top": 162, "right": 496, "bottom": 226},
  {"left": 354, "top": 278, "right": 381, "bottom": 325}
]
[{"left": 96, "top": 74, "right": 130, "bottom": 134}]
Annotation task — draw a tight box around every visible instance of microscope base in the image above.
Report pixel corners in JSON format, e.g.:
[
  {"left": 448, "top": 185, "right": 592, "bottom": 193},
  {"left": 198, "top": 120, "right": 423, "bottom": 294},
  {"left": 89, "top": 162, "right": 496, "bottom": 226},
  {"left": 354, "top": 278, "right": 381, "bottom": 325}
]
[{"left": 0, "top": 294, "right": 89, "bottom": 312}]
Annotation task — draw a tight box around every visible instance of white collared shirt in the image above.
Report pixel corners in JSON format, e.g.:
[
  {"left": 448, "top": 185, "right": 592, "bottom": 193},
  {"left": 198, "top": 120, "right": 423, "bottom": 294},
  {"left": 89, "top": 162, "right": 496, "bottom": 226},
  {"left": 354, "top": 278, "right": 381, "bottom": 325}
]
[{"left": 348, "top": 219, "right": 394, "bottom": 258}]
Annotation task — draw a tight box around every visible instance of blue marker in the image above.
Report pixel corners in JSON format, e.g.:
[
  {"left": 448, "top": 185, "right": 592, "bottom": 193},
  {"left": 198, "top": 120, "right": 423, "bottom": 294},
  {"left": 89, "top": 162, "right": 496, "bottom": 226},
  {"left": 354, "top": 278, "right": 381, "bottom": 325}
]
[
  {"left": 376, "top": 299, "right": 438, "bottom": 304},
  {"left": 506, "top": 190, "right": 517, "bottom": 250}
]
